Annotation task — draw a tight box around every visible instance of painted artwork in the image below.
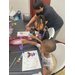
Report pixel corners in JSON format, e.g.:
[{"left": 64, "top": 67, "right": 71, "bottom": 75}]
[{"left": 22, "top": 50, "right": 41, "bottom": 71}]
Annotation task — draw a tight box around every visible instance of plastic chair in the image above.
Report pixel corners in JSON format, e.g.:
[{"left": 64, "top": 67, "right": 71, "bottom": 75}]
[
  {"left": 51, "top": 43, "right": 65, "bottom": 74},
  {"left": 48, "top": 27, "right": 55, "bottom": 39}
]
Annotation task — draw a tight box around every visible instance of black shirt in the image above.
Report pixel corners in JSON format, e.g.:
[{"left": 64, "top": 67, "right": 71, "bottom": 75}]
[
  {"left": 39, "top": 30, "right": 49, "bottom": 40},
  {"left": 36, "top": 5, "right": 63, "bottom": 31},
  {"left": 34, "top": 26, "right": 49, "bottom": 40}
]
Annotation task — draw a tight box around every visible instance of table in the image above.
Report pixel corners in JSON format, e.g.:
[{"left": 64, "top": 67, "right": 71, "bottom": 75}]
[{"left": 9, "top": 20, "right": 42, "bottom": 75}]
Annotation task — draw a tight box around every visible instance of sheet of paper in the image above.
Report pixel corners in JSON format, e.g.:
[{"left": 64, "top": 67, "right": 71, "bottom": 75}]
[
  {"left": 32, "top": 72, "right": 42, "bottom": 75},
  {"left": 22, "top": 50, "right": 41, "bottom": 71},
  {"left": 17, "top": 31, "right": 30, "bottom": 36}
]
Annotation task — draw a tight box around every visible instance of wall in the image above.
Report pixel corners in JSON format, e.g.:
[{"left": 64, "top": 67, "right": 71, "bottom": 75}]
[
  {"left": 51, "top": 0, "right": 65, "bottom": 43},
  {"left": 9, "top": 0, "right": 30, "bottom": 17}
]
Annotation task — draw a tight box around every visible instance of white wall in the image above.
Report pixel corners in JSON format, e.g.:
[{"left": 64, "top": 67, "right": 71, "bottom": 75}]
[
  {"left": 51, "top": 0, "right": 65, "bottom": 43},
  {"left": 9, "top": 0, "right": 30, "bottom": 17}
]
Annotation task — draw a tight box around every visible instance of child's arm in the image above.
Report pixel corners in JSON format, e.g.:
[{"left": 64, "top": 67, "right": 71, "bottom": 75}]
[
  {"left": 43, "top": 67, "right": 52, "bottom": 75},
  {"left": 21, "top": 40, "right": 38, "bottom": 46},
  {"left": 30, "top": 35, "right": 42, "bottom": 44},
  {"left": 26, "top": 27, "right": 35, "bottom": 31}
]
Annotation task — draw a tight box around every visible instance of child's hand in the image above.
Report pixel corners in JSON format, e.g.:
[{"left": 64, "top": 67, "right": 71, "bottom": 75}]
[
  {"left": 30, "top": 35, "right": 42, "bottom": 44},
  {"left": 26, "top": 23, "right": 30, "bottom": 27},
  {"left": 21, "top": 39, "right": 28, "bottom": 44},
  {"left": 26, "top": 27, "right": 31, "bottom": 31},
  {"left": 43, "top": 67, "right": 52, "bottom": 75},
  {"left": 43, "top": 67, "right": 48, "bottom": 75},
  {"left": 45, "top": 21, "right": 48, "bottom": 24}
]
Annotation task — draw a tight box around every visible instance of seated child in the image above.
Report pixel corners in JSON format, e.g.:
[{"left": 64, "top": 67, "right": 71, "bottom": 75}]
[
  {"left": 26, "top": 15, "right": 49, "bottom": 40},
  {"left": 22, "top": 35, "right": 56, "bottom": 75}
]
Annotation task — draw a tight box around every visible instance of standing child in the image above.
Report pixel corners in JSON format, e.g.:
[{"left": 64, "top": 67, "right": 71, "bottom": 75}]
[
  {"left": 22, "top": 35, "right": 56, "bottom": 75},
  {"left": 26, "top": 15, "right": 49, "bottom": 40}
]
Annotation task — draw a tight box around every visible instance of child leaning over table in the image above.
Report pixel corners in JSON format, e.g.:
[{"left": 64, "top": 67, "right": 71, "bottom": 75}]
[
  {"left": 26, "top": 15, "right": 49, "bottom": 41},
  {"left": 21, "top": 35, "right": 56, "bottom": 75}
]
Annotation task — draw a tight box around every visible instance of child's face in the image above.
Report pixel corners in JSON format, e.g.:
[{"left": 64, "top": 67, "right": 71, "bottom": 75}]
[{"left": 34, "top": 21, "right": 44, "bottom": 31}]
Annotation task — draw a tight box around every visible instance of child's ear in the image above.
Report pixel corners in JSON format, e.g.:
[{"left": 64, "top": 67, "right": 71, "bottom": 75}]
[{"left": 45, "top": 21, "right": 48, "bottom": 24}]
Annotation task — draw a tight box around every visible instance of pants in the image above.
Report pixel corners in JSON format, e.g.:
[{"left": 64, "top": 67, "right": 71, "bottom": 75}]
[{"left": 53, "top": 28, "right": 61, "bottom": 40}]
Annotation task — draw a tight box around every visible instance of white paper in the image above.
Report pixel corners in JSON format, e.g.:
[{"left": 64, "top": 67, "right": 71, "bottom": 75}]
[
  {"left": 17, "top": 31, "right": 30, "bottom": 36},
  {"left": 22, "top": 50, "right": 41, "bottom": 71},
  {"left": 32, "top": 72, "right": 42, "bottom": 75}
]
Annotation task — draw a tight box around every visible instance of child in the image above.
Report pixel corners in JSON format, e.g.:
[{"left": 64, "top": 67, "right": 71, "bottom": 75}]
[
  {"left": 22, "top": 35, "right": 56, "bottom": 75},
  {"left": 26, "top": 15, "right": 49, "bottom": 40}
]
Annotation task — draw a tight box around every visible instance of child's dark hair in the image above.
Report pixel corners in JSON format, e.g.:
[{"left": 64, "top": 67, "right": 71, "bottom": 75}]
[
  {"left": 36, "top": 15, "right": 46, "bottom": 28},
  {"left": 42, "top": 39, "right": 56, "bottom": 52},
  {"left": 33, "top": 0, "right": 44, "bottom": 10}
]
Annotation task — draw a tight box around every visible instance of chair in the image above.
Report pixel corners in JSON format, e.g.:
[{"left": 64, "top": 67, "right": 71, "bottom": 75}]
[
  {"left": 51, "top": 43, "right": 65, "bottom": 74},
  {"left": 48, "top": 27, "right": 55, "bottom": 39}
]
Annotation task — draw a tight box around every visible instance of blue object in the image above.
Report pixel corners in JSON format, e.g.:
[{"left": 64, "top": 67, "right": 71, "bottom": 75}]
[
  {"left": 11, "top": 24, "right": 13, "bottom": 26},
  {"left": 19, "top": 17, "right": 22, "bottom": 20},
  {"left": 17, "top": 10, "right": 21, "bottom": 14},
  {"left": 33, "top": 52, "right": 35, "bottom": 56},
  {"left": 17, "top": 10, "right": 22, "bottom": 20},
  {"left": 19, "top": 45, "right": 23, "bottom": 51},
  {"left": 20, "top": 56, "right": 22, "bottom": 58}
]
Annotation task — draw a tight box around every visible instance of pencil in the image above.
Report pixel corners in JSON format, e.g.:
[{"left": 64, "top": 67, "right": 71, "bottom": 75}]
[{"left": 9, "top": 57, "right": 16, "bottom": 68}]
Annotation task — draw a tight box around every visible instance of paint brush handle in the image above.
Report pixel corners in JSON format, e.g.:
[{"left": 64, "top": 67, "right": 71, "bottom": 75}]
[{"left": 9, "top": 57, "right": 16, "bottom": 68}]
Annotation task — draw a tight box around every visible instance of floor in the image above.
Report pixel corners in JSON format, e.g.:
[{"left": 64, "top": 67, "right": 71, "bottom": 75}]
[{"left": 55, "top": 40, "right": 65, "bottom": 75}]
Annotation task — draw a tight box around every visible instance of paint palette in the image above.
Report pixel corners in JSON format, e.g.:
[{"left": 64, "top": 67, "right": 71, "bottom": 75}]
[
  {"left": 9, "top": 36, "right": 30, "bottom": 45},
  {"left": 17, "top": 31, "right": 30, "bottom": 36},
  {"left": 10, "top": 39, "right": 22, "bottom": 44}
]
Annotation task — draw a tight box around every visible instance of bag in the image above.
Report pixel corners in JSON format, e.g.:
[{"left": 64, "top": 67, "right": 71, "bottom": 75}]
[{"left": 13, "top": 10, "right": 22, "bottom": 20}]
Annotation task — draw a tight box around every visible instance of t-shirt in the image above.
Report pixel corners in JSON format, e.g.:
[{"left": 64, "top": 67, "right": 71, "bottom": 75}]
[
  {"left": 34, "top": 26, "right": 49, "bottom": 40},
  {"left": 36, "top": 5, "right": 63, "bottom": 31},
  {"left": 36, "top": 44, "right": 54, "bottom": 71}
]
